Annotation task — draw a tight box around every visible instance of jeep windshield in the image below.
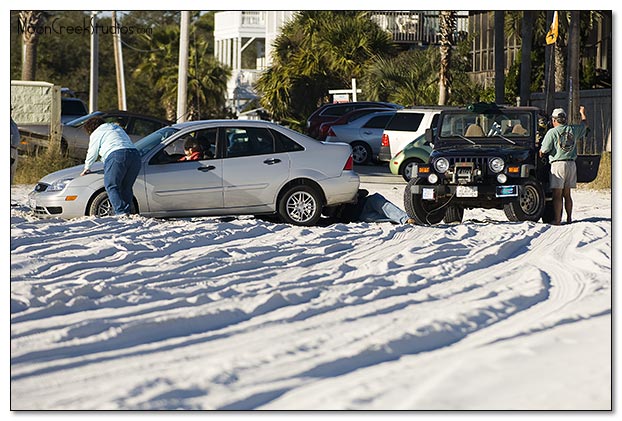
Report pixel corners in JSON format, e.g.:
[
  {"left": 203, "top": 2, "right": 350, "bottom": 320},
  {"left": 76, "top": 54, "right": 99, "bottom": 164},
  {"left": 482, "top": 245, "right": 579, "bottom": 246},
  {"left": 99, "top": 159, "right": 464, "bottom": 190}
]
[{"left": 437, "top": 111, "right": 532, "bottom": 147}]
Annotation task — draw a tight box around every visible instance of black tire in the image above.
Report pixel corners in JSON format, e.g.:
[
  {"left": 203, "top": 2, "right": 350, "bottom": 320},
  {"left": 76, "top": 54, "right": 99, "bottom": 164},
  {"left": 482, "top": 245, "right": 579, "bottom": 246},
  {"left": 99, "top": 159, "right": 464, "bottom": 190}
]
[
  {"left": 541, "top": 200, "right": 556, "bottom": 224},
  {"left": 88, "top": 191, "right": 114, "bottom": 217},
  {"left": 400, "top": 158, "right": 424, "bottom": 182},
  {"left": 444, "top": 205, "right": 464, "bottom": 224},
  {"left": 278, "top": 185, "right": 323, "bottom": 226},
  {"left": 351, "top": 142, "right": 372, "bottom": 165},
  {"left": 88, "top": 191, "right": 137, "bottom": 217},
  {"left": 503, "top": 178, "right": 545, "bottom": 222},
  {"left": 403, "top": 177, "right": 447, "bottom": 225}
]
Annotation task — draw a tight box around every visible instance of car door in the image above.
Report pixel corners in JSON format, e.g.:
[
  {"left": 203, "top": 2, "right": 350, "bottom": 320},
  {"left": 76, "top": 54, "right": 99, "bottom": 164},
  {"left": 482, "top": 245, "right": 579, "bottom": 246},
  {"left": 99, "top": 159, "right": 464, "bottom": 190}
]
[
  {"left": 221, "top": 126, "right": 291, "bottom": 209},
  {"left": 142, "top": 127, "right": 224, "bottom": 214},
  {"left": 358, "top": 113, "right": 394, "bottom": 154}
]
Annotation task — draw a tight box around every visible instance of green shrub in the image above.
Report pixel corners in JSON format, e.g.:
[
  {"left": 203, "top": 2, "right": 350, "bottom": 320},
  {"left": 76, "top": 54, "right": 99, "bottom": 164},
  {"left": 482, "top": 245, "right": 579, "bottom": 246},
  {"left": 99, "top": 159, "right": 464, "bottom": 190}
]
[
  {"left": 584, "top": 151, "right": 611, "bottom": 190},
  {"left": 14, "top": 145, "right": 79, "bottom": 185}
]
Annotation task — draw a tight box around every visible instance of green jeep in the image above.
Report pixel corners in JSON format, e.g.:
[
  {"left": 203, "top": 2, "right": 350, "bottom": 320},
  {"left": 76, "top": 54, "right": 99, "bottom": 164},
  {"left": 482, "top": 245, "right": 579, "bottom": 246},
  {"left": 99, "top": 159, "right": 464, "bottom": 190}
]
[{"left": 404, "top": 103, "right": 601, "bottom": 225}]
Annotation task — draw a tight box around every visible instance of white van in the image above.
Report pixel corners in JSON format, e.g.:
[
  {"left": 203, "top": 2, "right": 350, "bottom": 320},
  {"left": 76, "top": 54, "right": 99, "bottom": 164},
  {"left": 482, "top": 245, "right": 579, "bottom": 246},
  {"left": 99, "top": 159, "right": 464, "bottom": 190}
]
[{"left": 378, "top": 108, "right": 445, "bottom": 162}]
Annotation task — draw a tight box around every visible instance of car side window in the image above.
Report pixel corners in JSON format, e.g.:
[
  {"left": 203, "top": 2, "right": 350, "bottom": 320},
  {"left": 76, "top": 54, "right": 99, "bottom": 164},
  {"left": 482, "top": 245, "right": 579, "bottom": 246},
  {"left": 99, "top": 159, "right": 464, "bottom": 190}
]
[
  {"left": 363, "top": 115, "right": 393, "bottom": 129},
  {"left": 132, "top": 118, "right": 165, "bottom": 137},
  {"left": 149, "top": 128, "right": 218, "bottom": 164},
  {"left": 386, "top": 113, "right": 423, "bottom": 131},
  {"left": 272, "top": 130, "right": 304, "bottom": 153},
  {"left": 225, "top": 127, "right": 275, "bottom": 158},
  {"left": 104, "top": 115, "right": 129, "bottom": 130}
]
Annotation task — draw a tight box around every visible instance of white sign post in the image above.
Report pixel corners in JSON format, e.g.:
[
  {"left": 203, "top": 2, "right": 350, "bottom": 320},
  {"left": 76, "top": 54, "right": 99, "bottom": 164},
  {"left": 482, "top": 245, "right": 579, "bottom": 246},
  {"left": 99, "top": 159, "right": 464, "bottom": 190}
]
[{"left": 328, "top": 78, "right": 362, "bottom": 103}]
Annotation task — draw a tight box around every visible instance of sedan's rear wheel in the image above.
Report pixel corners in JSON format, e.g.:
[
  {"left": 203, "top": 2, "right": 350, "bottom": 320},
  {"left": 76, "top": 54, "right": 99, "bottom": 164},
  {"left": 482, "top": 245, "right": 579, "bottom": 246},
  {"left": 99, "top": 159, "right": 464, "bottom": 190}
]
[
  {"left": 278, "top": 185, "right": 322, "bottom": 226},
  {"left": 351, "top": 142, "right": 372, "bottom": 165}
]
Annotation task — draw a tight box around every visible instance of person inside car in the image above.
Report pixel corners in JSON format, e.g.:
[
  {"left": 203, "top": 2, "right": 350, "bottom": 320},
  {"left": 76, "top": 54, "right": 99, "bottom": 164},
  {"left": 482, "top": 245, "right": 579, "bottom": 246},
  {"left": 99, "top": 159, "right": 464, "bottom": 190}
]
[{"left": 178, "top": 138, "right": 202, "bottom": 161}]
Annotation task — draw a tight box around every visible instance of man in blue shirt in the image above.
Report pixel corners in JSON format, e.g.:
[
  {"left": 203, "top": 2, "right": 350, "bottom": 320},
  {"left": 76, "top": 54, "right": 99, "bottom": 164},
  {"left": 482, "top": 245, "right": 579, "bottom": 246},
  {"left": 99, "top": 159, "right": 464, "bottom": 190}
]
[
  {"left": 80, "top": 117, "right": 141, "bottom": 216},
  {"left": 539, "top": 106, "right": 588, "bottom": 225}
]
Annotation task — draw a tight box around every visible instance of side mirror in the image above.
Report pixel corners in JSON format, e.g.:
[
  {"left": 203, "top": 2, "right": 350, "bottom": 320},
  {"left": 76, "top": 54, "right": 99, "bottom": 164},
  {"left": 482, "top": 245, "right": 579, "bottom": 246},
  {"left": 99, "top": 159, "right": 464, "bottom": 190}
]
[{"left": 425, "top": 128, "right": 433, "bottom": 143}]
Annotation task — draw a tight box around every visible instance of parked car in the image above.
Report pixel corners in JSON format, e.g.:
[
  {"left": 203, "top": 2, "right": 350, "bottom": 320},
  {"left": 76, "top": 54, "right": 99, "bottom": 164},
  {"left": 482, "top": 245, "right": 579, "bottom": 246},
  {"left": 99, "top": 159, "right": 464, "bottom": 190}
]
[
  {"left": 306, "top": 101, "right": 401, "bottom": 139},
  {"left": 18, "top": 110, "right": 171, "bottom": 160},
  {"left": 11, "top": 118, "right": 20, "bottom": 184},
  {"left": 325, "top": 110, "right": 396, "bottom": 165},
  {"left": 378, "top": 107, "right": 448, "bottom": 162},
  {"left": 388, "top": 131, "right": 433, "bottom": 182},
  {"left": 27, "top": 120, "right": 360, "bottom": 226},
  {"left": 61, "top": 97, "right": 88, "bottom": 123},
  {"left": 317, "top": 107, "right": 394, "bottom": 141}
]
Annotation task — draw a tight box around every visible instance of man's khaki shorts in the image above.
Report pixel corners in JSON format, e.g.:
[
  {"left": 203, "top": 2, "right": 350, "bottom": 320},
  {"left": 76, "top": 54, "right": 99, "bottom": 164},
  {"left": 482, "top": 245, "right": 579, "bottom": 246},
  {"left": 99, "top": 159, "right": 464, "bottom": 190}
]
[{"left": 550, "top": 160, "right": 577, "bottom": 189}]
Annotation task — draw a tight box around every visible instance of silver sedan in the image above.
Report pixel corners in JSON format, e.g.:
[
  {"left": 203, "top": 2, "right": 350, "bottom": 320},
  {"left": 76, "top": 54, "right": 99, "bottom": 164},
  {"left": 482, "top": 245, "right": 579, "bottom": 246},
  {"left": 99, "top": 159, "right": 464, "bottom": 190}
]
[
  {"left": 325, "top": 110, "right": 396, "bottom": 165},
  {"left": 28, "top": 120, "right": 360, "bottom": 226}
]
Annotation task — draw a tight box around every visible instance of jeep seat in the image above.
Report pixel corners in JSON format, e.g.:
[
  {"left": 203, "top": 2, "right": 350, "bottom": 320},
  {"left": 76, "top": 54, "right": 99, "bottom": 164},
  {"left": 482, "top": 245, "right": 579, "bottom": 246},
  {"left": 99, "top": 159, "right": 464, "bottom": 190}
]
[{"left": 464, "top": 124, "right": 485, "bottom": 137}]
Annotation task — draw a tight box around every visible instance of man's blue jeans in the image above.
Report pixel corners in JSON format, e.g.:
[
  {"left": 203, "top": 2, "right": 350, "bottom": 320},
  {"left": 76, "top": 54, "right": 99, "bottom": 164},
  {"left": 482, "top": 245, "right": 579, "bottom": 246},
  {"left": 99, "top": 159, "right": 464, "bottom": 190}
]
[
  {"left": 359, "top": 193, "right": 409, "bottom": 224},
  {"left": 103, "top": 148, "right": 141, "bottom": 215}
]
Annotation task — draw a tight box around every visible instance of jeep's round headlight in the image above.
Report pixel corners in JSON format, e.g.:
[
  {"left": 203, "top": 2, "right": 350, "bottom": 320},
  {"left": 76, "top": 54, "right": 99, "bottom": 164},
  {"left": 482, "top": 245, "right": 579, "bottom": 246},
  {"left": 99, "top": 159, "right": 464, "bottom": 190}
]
[
  {"left": 434, "top": 157, "right": 450, "bottom": 173},
  {"left": 489, "top": 157, "right": 505, "bottom": 173}
]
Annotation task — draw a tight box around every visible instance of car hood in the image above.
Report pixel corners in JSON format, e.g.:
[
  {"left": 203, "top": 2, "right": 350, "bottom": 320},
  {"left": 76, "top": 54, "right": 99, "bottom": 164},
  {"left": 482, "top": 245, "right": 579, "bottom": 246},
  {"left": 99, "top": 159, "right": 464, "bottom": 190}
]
[{"left": 39, "top": 162, "right": 104, "bottom": 188}]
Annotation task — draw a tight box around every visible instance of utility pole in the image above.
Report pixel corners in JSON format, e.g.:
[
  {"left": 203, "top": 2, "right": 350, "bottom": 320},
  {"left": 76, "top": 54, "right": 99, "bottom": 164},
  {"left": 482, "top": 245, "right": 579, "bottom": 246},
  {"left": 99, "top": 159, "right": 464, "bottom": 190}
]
[
  {"left": 89, "top": 11, "right": 99, "bottom": 113},
  {"left": 494, "top": 11, "right": 505, "bottom": 104},
  {"left": 176, "top": 11, "right": 190, "bottom": 122},
  {"left": 112, "top": 11, "right": 127, "bottom": 110},
  {"left": 567, "top": 11, "right": 580, "bottom": 125}
]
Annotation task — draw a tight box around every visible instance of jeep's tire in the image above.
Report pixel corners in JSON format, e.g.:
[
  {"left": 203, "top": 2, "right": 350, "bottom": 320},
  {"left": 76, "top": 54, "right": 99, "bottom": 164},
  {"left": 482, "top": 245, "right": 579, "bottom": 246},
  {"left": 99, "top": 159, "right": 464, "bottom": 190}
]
[
  {"left": 444, "top": 205, "right": 464, "bottom": 224},
  {"left": 400, "top": 158, "right": 424, "bottom": 182},
  {"left": 278, "top": 184, "right": 322, "bottom": 226},
  {"left": 351, "top": 142, "right": 372, "bottom": 165},
  {"left": 541, "top": 200, "right": 555, "bottom": 224},
  {"left": 503, "top": 178, "right": 545, "bottom": 222},
  {"left": 403, "top": 177, "right": 447, "bottom": 225}
]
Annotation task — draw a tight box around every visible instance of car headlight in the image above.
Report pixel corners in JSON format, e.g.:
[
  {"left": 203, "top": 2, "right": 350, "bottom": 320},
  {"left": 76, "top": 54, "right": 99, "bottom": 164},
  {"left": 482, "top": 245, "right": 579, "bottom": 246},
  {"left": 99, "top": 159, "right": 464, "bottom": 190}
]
[
  {"left": 434, "top": 157, "right": 450, "bottom": 173},
  {"left": 47, "top": 178, "right": 74, "bottom": 192},
  {"left": 488, "top": 157, "right": 505, "bottom": 173}
]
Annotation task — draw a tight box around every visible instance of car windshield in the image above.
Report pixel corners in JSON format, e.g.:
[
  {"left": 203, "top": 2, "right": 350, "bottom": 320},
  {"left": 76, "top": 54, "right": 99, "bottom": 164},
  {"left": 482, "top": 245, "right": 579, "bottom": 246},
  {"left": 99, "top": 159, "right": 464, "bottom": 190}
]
[
  {"left": 134, "top": 126, "right": 179, "bottom": 156},
  {"left": 439, "top": 111, "right": 532, "bottom": 146},
  {"left": 65, "top": 112, "right": 104, "bottom": 127}
]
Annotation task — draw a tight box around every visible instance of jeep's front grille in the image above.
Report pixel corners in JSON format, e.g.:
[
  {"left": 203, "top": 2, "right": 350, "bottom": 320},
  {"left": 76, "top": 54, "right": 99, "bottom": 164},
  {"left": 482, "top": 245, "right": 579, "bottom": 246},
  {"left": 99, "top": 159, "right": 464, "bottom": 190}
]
[{"left": 449, "top": 156, "right": 489, "bottom": 168}]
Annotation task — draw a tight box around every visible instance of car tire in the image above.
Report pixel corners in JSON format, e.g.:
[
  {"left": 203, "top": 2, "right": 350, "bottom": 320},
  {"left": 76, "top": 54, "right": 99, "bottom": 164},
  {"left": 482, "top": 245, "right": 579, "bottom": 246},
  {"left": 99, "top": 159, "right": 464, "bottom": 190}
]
[
  {"left": 88, "top": 191, "right": 114, "bottom": 217},
  {"left": 400, "top": 158, "right": 424, "bottom": 182},
  {"left": 503, "top": 178, "right": 545, "bottom": 222},
  {"left": 444, "top": 205, "right": 464, "bottom": 224},
  {"left": 278, "top": 184, "right": 323, "bottom": 226},
  {"left": 351, "top": 142, "right": 372, "bottom": 165},
  {"left": 88, "top": 190, "right": 137, "bottom": 217},
  {"left": 403, "top": 177, "right": 447, "bottom": 225}
]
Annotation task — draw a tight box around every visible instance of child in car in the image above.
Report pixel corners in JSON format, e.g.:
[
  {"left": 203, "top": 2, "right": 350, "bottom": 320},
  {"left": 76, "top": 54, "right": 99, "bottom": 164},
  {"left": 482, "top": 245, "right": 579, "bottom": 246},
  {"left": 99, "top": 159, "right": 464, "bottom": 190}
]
[{"left": 179, "top": 138, "right": 202, "bottom": 161}]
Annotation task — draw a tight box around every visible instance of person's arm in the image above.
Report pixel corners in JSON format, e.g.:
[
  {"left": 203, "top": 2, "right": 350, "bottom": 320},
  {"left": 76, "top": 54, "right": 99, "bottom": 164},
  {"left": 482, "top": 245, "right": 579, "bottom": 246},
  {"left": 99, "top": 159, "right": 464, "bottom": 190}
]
[
  {"left": 81, "top": 131, "right": 102, "bottom": 175},
  {"left": 539, "top": 130, "right": 553, "bottom": 157}
]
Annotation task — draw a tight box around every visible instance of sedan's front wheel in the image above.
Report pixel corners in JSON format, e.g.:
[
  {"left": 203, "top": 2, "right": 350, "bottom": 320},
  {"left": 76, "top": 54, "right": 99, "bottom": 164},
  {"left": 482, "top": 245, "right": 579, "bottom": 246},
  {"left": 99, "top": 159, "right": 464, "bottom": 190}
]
[
  {"left": 278, "top": 185, "right": 322, "bottom": 226},
  {"left": 87, "top": 191, "right": 136, "bottom": 217}
]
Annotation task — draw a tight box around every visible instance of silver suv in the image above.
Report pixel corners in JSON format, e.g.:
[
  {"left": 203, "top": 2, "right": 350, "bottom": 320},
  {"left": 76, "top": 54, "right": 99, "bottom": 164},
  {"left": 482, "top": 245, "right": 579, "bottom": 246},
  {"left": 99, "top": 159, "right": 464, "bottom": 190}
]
[{"left": 378, "top": 108, "right": 445, "bottom": 162}]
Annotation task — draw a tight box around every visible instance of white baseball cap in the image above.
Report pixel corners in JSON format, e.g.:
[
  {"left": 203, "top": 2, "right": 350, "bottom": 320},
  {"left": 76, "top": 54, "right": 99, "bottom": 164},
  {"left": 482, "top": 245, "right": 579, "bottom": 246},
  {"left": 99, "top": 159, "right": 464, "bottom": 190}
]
[{"left": 551, "top": 108, "right": 567, "bottom": 118}]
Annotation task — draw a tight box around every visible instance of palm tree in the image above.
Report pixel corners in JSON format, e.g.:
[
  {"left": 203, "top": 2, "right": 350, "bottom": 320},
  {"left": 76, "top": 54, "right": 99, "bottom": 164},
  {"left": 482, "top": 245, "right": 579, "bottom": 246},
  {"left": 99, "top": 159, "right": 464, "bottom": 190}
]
[
  {"left": 256, "top": 11, "right": 396, "bottom": 130},
  {"left": 519, "top": 11, "right": 535, "bottom": 105},
  {"left": 19, "top": 11, "right": 47, "bottom": 80},
  {"left": 438, "top": 11, "right": 456, "bottom": 105}
]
